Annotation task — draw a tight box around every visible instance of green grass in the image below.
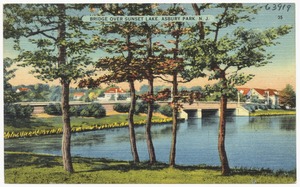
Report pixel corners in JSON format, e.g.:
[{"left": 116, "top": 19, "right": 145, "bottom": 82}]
[
  {"left": 4, "top": 152, "right": 296, "bottom": 184},
  {"left": 4, "top": 114, "right": 162, "bottom": 133},
  {"left": 250, "top": 110, "right": 296, "bottom": 116}
]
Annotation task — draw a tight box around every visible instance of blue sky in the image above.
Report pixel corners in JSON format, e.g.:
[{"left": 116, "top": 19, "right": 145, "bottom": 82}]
[{"left": 3, "top": 3, "right": 296, "bottom": 90}]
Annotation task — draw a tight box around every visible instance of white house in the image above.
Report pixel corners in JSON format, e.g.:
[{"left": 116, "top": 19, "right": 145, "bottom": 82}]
[
  {"left": 99, "top": 87, "right": 129, "bottom": 101},
  {"left": 237, "top": 88, "right": 279, "bottom": 106}
]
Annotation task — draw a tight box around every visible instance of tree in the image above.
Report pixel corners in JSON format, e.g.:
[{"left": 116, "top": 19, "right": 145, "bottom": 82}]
[
  {"left": 154, "top": 4, "right": 195, "bottom": 167},
  {"left": 4, "top": 4, "right": 95, "bottom": 173},
  {"left": 182, "top": 3, "right": 292, "bottom": 175},
  {"left": 140, "top": 22, "right": 158, "bottom": 164},
  {"left": 79, "top": 4, "right": 156, "bottom": 164},
  {"left": 280, "top": 84, "right": 296, "bottom": 108},
  {"left": 49, "top": 86, "right": 62, "bottom": 102},
  {"left": 4, "top": 57, "right": 19, "bottom": 104},
  {"left": 138, "top": 84, "right": 149, "bottom": 94},
  {"left": 136, "top": 5, "right": 176, "bottom": 164}
]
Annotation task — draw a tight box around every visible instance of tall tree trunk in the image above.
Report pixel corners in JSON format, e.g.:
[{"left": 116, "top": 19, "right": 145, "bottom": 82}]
[
  {"left": 128, "top": 80, "right": 140, "bottom": 163},
  {"left": 169, "top": 25, "right": 180, "bottom": 167},
  {"left": 145, "top": 24, "right": 156, "bottom": 164},
  {"left": 218, "top": 94, "right": 230, "bottom": 175},
  {"left": 146, "top": 78, "right": 156, "bottom": 164},
  {"left": 58, "top": 4, "right": 74, "bottom": 173},
  {"left": 61, "top": 80, "right": 74, "bottom": 173},
  {"left": 169, "top": 72, "right": 178, "bottom": 167}
]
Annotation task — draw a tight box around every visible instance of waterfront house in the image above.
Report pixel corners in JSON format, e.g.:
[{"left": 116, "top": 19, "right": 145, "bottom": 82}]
[{"left": 237, "top": 88, "right": 279, "bottom": 106}]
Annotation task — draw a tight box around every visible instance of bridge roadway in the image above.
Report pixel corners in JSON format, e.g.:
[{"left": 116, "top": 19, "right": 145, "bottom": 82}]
[{"left": 16, "top": 101, "right": 249, "bottom": 118}]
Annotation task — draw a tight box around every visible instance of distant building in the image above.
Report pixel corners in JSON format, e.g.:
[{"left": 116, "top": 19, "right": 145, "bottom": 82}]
[
  {"left": 237, "top": 88, "right": 279, "bottom": 105},
  {"left": 100, "top": 87, "right": 129, "bottom": 101},
  {"left": 16, "top": 87, "right": 30, "bottom": 93},
  {"left": 73, "top": 92, "right": 85, "bottom": 100}
]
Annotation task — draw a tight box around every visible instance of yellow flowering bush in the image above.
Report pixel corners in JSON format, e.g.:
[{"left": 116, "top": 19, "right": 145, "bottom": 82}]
[{"left": 4, "top": 118, "right": 172, "bottom": 139}]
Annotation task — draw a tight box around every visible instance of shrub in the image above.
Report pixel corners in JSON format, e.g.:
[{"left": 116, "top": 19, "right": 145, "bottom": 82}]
[
  {"left": 69, "top": 106, "right": 79, "bottom": 116},
  {"left": 159, "top": 104, "right": 173, "bottom": 117},
  {"left": 113, "top": 103, "right": 131, "bottom": 113},
  {"left": 4, "top": 104, "right": 16, "bottom": 118},
  {"left": 44, "top": 103, "right": 106, "bottom": 118},
  {"left": 17, "top": 105, "right": 34, "bottom": 118},
  {"left": 136, "top": 102, "right": 160, "bottom": 114},
  {"left": 117, "top": 95, "right": 127, "bottom": 100},
  {"left": 79, "top": 103, "right": 106, "bottom": 118},
  {"left": 44, "top": 103, "right": 62, "bottom": 115},
  {"left": 243, "top": 104, "right": 255, "bottom": 112},
  {"left": 113, "top": 102, "right": 160, "bottom": 114},
  {"left": 4, "top": 104, "right": 33, "bottom": 119},
  {"left": 258, "top": 105, "right": 268, "bottom": 110}
]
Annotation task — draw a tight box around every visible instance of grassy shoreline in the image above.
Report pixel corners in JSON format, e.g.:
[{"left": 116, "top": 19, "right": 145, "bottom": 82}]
[
  {"left": 4, "top": 113, "right": 171, "bottom": 139},
  {"left": 4, "top": 110, "right": 296, "bottom": 139},
  {"left": 4, "top": 152, "right": 296, "bottom": 184},
  {"left": 250, "top": 109, "right": 296, "bottom": 116}
]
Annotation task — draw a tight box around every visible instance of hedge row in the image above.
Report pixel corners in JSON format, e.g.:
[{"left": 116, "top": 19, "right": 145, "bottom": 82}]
[
  {"left": 4, "top": 118, "right": 172, "bottom": 139},
  {"left": 44, "top": 103, "right": 106, "bottom": 118},
  {"left": 243, "top": 104, "right": 281, "bottom": 112},
  {"left": 113, "top": 102, "right": 160, "bottom": 114}
]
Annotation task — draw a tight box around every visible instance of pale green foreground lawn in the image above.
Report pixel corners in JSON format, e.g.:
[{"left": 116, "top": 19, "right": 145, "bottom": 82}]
[{"left": 4, "top": 152, "right": 296, "bottom": 184}]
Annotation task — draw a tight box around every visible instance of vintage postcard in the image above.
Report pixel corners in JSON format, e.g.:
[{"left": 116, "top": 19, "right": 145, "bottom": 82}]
[{"left": 1, "top": 1, "right": 297, "bottom": 185}]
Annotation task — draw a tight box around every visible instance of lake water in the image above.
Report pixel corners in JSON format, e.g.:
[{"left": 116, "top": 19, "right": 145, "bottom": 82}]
[{"left": 5, "top": 116, "right": 296, "bottom": 171}]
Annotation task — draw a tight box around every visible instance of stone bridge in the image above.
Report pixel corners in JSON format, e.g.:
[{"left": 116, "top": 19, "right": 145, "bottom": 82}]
[{"left": 176, "top": 102, "right": 249, "bottom": 119}]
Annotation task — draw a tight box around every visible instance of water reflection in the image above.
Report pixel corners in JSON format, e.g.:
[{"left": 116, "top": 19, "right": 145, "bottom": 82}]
[
  {"left": 280, "top": 116, "right": 296, "bottom": 131},
  {"left": 187, "top": 119, "right": 200, "bottom": 130},
  {"left": 4, "top": 115, "right": 296, "bottom": 171},
  {"left": 72, "top": 133, "right": 106, "bottom": 147}
]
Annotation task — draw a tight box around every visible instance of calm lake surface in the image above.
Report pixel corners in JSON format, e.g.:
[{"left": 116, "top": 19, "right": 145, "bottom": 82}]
[{"left": 5, "top": 116, "right": 296, "bottom": 171}]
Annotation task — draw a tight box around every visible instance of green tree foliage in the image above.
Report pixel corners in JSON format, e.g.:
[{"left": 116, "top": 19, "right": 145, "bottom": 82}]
[
  {"left": 155, "top": 4, "right": 201, "bottom": 167},
  {"left": 280, "top": 84, "right": 296, "bottom": 108},
  {"left": 48, "top": 86, "right": 62, "bottom": 102},
  {"left": 3, "top": 58, "right": 34, "bottom": 122},
  {"left": 158, "top": 104, "right": 173, "bottom": 117},
  {"left": 4, "top": 104, "right": 34, "bottom": 119},
  {"left": 15, "top": 84, "right": 51, "bottom": 102},
  {"left": 4, "top": 4, "right": 96, "bottom": 173},
  {"left": 4, "top": 58, "right": 19, "bottom": 104},
  {"left": 79, "top": 103, "right": 106, "bottom": 118},
  {"left": 113, "top": 103, "right": 132, "bottom": 113},
  {"left": 45, "top": 103, "right": 106, "bottom": 118},
  {"left": 113, "top": 102, "right": 159, "bottom": 114},
  {"left": 44, "top": 103, "right": 62, "bottom": 115},
  {"left": 79, "top": 4, "right": 155, "bottom": 164},
  {"left": 182, "top": 3, "right": 292, "bottom": 175}
]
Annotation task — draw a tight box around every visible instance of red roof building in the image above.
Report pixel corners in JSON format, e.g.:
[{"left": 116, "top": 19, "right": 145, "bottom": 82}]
[
  {"left": 103, "top": 87, "right": 129, "bottom": 101},
  {"left": 73, "top": 92, "right": 85, "bottom": 100},
  {"left": 237, "top": 88, "right": 251, "bottom": 96},
  {"left": 16, "top": 87, "right": 30, "bottom": 93},
  {"left": 238, "top": 87, "right": 279, "bottom": 105},
  {"left": 105, "top": 87, "right": 127, "bottom": 94}
]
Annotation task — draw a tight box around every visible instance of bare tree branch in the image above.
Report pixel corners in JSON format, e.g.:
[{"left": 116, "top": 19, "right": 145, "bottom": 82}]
[{"left": 26, "top": 27, "right": 58, "bottom": 41}]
